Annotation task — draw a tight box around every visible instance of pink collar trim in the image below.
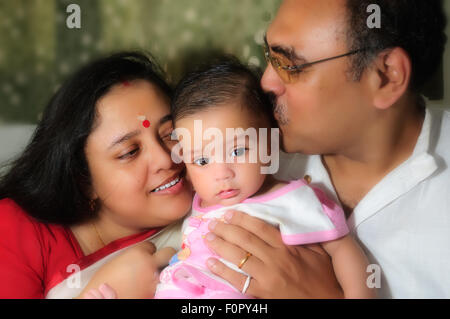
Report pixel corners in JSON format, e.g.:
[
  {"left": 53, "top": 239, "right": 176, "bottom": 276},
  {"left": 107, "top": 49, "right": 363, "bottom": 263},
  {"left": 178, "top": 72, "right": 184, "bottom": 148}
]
[{"left": 193, "top": 179, "right": 307, "bottom": 213}]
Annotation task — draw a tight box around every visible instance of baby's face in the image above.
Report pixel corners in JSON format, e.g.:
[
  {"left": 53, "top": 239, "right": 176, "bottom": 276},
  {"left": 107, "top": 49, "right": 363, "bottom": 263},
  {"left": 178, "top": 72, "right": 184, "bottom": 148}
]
[{"left": 175, "top": 103, "right": 268, "bottom": 207}]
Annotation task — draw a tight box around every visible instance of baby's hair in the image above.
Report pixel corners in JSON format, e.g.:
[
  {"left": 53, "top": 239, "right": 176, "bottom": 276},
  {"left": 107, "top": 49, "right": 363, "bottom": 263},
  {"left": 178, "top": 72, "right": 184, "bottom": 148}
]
[{"left": 171, "top": 56, "right": 276, "bottom": 128}]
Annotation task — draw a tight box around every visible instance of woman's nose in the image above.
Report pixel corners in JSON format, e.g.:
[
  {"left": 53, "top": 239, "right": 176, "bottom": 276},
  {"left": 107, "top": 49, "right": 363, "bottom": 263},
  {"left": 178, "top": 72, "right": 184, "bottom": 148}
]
[
  {"left": 261, "top": 64, "right": 286, "bottom": 97},
  {"left": 148, "top": 142, "right": 175, "bottom": 174}
]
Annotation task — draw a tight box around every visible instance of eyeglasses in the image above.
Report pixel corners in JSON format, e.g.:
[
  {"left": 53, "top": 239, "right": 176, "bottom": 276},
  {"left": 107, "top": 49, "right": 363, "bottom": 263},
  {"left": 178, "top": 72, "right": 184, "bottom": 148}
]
[{"left": 263, "top": 41, "right": 367, "bottom": 84}]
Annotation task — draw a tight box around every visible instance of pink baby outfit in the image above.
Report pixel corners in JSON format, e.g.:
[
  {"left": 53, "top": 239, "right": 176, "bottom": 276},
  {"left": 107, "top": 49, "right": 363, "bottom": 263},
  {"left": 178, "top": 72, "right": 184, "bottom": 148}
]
[{"left": 154, "top": 179, "right": 349, "bottom": 299}]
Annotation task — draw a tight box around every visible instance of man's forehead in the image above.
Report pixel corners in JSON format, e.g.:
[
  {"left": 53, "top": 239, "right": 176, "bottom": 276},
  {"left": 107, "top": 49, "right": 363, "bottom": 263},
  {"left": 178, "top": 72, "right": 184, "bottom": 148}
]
[{"left": 267, "top": 0, "right": 348, "bottom": 49}]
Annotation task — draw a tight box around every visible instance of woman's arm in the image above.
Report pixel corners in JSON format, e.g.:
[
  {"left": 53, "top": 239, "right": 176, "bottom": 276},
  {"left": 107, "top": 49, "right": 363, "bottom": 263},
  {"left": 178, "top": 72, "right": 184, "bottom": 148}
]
[
  {"left": 204, "top": 210, "right": 344, "bottom": 298},
  {"left": 0, "top": 200, "right": 45, "bottom": 298},
  {"left": 321, "top": 235, "right": 376, "bottom": 298},
  {"left": 78, "top": 242, "right": 175, "bottom": 299}
]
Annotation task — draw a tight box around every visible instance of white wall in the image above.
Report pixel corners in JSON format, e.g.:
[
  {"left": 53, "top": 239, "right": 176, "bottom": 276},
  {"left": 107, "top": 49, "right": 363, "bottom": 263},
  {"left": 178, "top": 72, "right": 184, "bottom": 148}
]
[{"left": 0, "top": 125, "right": 36, "bottom": 169}]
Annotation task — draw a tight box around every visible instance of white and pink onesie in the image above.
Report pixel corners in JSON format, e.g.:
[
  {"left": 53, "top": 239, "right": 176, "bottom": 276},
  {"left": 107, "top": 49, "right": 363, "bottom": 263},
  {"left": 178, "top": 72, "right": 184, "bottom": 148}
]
[{"left": 155, "top": 179, "right": 349, "bottom": 299}]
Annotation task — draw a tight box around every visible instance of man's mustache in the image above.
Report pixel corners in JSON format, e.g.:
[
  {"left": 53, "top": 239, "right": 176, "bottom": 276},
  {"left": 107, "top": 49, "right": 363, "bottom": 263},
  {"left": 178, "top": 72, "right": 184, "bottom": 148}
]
[{"left": 267, "top": 92, "right": 289, "bottom": 126}]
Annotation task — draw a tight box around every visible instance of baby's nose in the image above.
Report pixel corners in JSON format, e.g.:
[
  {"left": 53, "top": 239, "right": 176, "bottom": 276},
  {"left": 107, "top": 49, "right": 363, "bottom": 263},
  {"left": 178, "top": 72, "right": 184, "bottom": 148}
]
[{"left": 214, "top": 165, "right": 235, "bottom": 181}]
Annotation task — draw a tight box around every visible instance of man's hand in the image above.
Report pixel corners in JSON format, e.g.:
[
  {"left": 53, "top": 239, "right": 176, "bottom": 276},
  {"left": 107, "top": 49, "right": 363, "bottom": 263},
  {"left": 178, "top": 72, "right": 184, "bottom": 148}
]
[{"left": 204, "top": 210, "right": 344, "bottom": 299}]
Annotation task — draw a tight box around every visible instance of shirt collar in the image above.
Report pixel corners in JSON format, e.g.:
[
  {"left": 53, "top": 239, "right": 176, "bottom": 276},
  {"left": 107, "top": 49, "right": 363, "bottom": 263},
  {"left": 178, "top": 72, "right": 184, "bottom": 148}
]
[{"left": 310, "top": 108, "right": 439, "bottom": 229}]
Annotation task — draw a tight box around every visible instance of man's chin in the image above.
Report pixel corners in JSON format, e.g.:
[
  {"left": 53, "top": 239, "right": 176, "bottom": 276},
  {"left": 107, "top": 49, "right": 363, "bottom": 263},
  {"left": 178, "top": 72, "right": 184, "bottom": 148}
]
[{"left": 280, "top": 134, "right": 317, "bottom": 155}]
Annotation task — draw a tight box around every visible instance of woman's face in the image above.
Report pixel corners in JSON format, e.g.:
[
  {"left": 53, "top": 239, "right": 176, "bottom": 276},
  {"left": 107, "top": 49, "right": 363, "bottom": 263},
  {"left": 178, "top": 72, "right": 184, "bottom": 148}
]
[{"left": 85, "top": 80, "right": 193, "bottom": 229}]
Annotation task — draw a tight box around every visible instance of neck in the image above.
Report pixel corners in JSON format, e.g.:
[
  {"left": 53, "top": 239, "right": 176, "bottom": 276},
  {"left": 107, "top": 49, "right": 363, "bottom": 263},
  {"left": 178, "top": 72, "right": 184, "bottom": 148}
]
[
  {"left": 92, "top": 211, "right": 145, "bottom": 246},
  {"left": 324, "top": 95, "right": 425, "bottom": 177}
]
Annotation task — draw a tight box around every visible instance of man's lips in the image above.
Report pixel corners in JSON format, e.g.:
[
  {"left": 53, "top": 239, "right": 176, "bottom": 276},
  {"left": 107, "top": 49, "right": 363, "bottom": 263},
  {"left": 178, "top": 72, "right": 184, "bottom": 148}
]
[{"left": 217, "top": 189, "right": 240, "bottom": 200}]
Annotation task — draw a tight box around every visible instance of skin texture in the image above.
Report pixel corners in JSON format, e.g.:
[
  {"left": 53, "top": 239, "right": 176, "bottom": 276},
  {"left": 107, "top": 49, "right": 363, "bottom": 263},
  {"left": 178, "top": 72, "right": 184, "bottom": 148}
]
[
  {"left": 204, "top": 0, "right": 424, "bottom": 298},
  {"left": 175, "top": 103, "right": 271, "bottom": 207},
  {"left": 80, "top": 0, "right": 424, "bottom": 298},
  {"left": 72, "top": 80, "right": 193, "bottom": 296}
]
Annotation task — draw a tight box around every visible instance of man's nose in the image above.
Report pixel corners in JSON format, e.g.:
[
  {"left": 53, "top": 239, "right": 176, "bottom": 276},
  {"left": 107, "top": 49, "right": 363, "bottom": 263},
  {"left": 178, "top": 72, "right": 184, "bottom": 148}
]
[{"left": 261, "top": 64, "right": 285, "bottom": 97}]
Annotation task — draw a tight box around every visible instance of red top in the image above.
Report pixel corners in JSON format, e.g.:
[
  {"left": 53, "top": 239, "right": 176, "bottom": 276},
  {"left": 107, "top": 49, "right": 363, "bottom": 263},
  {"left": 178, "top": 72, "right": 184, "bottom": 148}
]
[{"left": 0, "top": 198, "right": 162, "bottom": 299}]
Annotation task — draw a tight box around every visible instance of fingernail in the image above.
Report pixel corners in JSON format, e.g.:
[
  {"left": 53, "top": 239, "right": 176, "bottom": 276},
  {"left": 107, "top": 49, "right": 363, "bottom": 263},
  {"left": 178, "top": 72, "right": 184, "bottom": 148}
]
[
  {"left": 208, "top": 219, "right": 218, "bottom": 230},
  {"left": 206, "top": 258, "right": 217, "bottom": 270},
  {"left": 205, "top": 232, "right": 216, "bottom": 241},
  {"left": 225, "top": 210, "right": 234, "bottom": 222}
]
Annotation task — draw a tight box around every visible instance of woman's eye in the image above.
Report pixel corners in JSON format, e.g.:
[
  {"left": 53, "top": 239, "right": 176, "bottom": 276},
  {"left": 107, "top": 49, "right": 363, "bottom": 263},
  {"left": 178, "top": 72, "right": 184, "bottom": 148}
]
[
  {"left": 231, "top": 147, "right": 247, "bottom": 157},
  {"left": 193, "top": 157, "right": 209, "bottom": 167},
  {"left": 118, "top": 148, "right": 139, "bottom": 160}
]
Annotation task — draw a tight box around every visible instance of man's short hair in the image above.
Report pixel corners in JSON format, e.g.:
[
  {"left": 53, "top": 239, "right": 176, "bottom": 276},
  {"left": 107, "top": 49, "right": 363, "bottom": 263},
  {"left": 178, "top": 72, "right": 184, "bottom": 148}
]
[{"left": 345, "top": 0, "right": 447, "bottom": 93}]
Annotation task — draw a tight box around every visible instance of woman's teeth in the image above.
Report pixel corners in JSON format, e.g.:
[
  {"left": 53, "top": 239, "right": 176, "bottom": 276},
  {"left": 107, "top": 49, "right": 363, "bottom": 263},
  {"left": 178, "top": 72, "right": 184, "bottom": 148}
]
[{"left": 151, "top": 177, "right": 180, "bottom": 193}]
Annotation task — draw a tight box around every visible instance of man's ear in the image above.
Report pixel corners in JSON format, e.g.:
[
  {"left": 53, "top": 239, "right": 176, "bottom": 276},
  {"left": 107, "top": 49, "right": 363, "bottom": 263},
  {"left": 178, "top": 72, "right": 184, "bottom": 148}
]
[{"left": 366, "top": 47, "right": 412, "bottom": 110}]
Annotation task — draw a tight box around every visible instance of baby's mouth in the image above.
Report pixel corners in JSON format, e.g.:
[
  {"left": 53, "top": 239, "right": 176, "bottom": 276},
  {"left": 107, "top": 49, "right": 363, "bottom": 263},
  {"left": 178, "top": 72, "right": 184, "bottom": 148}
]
[{"left": 217, "top": 189, "right": 240, "bottom": 200}]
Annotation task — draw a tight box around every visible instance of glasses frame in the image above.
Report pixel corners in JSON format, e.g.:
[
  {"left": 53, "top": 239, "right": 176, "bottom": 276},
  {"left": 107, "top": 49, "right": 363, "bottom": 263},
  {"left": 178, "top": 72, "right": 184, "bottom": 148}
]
[{"left": 263, "top": 40, "right": 369, "bottom": 82}]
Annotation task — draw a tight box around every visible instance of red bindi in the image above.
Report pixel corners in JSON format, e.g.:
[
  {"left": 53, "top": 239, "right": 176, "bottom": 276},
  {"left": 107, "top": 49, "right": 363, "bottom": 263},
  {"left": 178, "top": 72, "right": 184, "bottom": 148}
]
[
  {"left": 122, "top": 81, "right": 130, "bottom": 87},
  {"left": 142, "top": 120, "right": 150, "bottom": 128}
]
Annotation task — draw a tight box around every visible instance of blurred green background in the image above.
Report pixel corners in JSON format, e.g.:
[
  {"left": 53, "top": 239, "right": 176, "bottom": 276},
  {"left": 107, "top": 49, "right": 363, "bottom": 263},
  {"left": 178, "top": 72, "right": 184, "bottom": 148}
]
[{"left": 0, "top": 0, "right": 281, "bottom": 124}]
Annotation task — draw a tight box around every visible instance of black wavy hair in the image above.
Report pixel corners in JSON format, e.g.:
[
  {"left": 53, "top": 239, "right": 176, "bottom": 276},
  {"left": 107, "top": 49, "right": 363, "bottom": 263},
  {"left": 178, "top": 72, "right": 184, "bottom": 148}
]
[
  {"left": 345, "top": 0, "right": 447, "bottom": 93},
  {"left": 171, "top": 56, "right": 276, "bottom": 128},
  {"left": 0, "top": 52, "right": 171, "bottom": 226}
]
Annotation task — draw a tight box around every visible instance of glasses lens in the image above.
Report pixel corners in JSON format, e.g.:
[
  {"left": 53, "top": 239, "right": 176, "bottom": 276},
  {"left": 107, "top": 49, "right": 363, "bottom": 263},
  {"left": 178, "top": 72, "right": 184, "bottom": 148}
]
[{"left": 263, "top": 45, "right": 294, "bottom": 83}]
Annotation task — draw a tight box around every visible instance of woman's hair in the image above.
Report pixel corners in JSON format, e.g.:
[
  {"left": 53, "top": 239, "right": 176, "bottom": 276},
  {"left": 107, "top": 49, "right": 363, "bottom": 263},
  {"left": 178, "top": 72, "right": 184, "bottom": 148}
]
[
  {"left": 0, "top": 52, "right": 171, "bottom": 226},
  {"left": 171, "top": 56, "right": 276, "bottom": 128}
]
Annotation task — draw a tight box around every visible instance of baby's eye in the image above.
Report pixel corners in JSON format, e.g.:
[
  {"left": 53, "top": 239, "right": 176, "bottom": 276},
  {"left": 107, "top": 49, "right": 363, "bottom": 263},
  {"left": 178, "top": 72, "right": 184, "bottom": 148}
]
[
  {"left": 231, "top": 147, "right": 247, "bottom": 157},
  {"left": 169, "top": 130, "right": 178, "bottom": 141},
  {"left": 193, "top": 157, "right": 209, "bottom": 167}
]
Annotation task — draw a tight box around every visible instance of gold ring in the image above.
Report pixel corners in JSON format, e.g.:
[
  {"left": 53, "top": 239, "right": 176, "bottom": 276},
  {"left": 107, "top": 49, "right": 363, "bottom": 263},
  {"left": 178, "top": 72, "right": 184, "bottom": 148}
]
[{"left": 238, "top": 252, "right": 252, "bottom": 269}]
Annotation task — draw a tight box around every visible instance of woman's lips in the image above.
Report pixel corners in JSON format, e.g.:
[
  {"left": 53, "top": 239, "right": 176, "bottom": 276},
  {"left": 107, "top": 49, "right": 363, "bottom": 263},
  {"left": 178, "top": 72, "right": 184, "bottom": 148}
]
[
  {"left": 217, "top": 189, "right": 240, "bottom": 200},
  {"left": 151, "top": 177, "right": 185, "bottom": 195}
]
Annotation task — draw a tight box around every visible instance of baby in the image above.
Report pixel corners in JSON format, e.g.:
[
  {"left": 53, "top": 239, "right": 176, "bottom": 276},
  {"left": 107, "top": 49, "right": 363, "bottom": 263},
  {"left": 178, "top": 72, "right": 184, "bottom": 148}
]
[{"left": 154, "top": 58, "right": 375, "bottom": 299}]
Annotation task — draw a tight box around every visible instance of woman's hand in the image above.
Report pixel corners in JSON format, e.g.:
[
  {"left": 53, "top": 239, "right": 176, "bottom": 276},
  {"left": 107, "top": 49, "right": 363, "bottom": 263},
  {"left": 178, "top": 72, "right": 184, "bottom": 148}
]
[
  {"left": 204, "top": 210, "right": 344, "bottom": 299},
  {"left": 82, "top": 283, "right": 117, "bottom": 299},
  {"left": 78, "top": 242, "right": 176, "bottom": 299}
]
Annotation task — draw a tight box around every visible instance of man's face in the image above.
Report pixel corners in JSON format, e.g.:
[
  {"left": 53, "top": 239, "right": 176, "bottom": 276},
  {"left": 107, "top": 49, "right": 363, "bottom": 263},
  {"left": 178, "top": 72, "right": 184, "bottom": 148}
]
[{"left": 262, "top": 0, "right": 372, "bottom": 155}]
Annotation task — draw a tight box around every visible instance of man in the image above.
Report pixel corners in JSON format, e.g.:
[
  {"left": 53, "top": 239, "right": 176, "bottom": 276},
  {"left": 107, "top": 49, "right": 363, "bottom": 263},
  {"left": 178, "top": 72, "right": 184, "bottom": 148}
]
[{"left": 205, "top": 0, "right": 449, "bottom": 298}]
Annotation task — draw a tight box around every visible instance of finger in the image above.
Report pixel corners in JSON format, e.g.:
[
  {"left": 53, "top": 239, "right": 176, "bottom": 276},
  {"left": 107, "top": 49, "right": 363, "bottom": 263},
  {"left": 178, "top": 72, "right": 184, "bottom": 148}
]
[
  {"left": 208, "top": 219, "right": 275, "bottom": 262},
  {"left": 303, "top": 243, "right": 329, "bottom": 256},
  {"left": 84, "top": 288, "right": 103, "bottom": 299},
  {"left": 206, "top": 258, "right": 260, "bottom": 297},
  {"left": 223, "top": 210, "right": 285, "bottom": 248},
  {"left": 154, "top": 247, "right": 177, "bottom": 268},
  {"left": 82, "top": 291, "right": 97, "bottom": 299},
  {"left": 204, "top": 233, "right": 263, "bottom": 274},
  {"left": 98, "top": 283, "right": 117, "bottom": 299}
]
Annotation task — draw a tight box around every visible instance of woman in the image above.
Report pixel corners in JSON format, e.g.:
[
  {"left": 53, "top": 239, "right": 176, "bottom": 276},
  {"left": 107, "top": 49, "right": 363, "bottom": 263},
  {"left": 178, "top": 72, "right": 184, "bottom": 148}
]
[
  {"left": 0, "top": 52, "right": 343, "bottom": 299},
  {"left": 0, "top": 52, "right": 195, "bottom": 298}
]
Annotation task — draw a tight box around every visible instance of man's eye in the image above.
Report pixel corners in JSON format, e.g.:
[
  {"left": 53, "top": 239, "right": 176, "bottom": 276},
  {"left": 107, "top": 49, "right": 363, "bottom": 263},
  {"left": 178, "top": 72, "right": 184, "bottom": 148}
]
[
  {"left": 231, "top": 147, "right": 247, "bottom": 157},
  {"left": 118, "top": 148, "right": 139, "bottom": 160},
  {"left": 193, "top": 157, "right": 209, "bottom": 166}
]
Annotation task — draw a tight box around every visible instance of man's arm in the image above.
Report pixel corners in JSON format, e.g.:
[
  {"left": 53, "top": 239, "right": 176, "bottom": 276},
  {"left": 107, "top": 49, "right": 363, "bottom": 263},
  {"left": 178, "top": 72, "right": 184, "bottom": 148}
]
[{"left": 204, "top": 210, "right": 344, "bottom": 298}]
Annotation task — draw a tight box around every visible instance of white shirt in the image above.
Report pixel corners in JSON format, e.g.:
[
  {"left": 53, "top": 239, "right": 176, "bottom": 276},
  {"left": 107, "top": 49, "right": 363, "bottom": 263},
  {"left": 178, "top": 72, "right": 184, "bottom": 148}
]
[{"left": 275, "top": 107, "right": 450, "bottom": 298}]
